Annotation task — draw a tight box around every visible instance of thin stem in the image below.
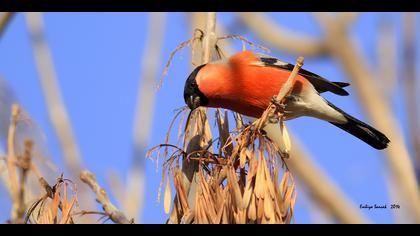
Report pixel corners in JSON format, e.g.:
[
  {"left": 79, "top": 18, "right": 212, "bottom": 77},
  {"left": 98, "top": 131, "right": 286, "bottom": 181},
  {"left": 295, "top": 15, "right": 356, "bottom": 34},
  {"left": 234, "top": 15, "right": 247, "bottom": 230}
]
[
  {"left": 80, "top": 170, "right": 133, "bottom": 224},
  {"left": 0, "top": 12, "right": 14, "bottom": 39},
  {"left": 7, "top": 104, "right": 20, "bottom": 223}
]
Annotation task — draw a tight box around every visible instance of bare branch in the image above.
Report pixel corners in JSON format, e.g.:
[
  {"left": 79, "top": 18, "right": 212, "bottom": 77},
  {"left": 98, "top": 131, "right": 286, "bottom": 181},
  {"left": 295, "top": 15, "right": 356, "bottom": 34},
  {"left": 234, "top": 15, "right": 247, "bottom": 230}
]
[
  {"left": 0, "top": 12, "right": 14, "bottom": 39},
  {"left": 7, "top": 104, "right": 20, "bottom": 223},
  {"left": 238, "top": 12, "right": 326, "bottom": 56},
  {"left": 80, "top": 170, "right": 133, "bottom": 224}
]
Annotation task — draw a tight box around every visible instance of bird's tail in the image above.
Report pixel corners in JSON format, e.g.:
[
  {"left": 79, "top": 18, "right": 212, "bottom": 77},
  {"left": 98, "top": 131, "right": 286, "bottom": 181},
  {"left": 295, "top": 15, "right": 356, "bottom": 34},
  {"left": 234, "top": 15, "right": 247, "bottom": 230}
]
[{"left": 327, "top": 101, "right": 390, "bottom": 150}]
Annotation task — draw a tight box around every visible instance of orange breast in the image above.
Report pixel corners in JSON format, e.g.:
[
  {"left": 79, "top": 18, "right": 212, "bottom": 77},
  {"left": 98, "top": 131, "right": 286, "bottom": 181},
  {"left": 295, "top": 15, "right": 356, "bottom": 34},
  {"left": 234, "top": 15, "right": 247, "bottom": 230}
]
[{"left": 207, "top": 65, "right": 310, "bottom": 118}]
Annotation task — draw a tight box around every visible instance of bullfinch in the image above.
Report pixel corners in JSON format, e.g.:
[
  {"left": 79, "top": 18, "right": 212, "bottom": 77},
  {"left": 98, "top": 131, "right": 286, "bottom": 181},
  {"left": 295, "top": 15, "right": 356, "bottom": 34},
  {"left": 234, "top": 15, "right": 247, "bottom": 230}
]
[{"left": 183, "top": 50, "right": 390, "bottom": 150}]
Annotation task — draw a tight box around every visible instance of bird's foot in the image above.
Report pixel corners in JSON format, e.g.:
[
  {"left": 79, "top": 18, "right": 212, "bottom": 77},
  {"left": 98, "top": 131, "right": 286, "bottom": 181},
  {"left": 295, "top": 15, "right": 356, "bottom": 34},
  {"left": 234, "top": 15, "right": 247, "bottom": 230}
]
[
  {"left": 268, "top": 115, "right": 280, "bottom": 124},
  {"left": 271, "top": 96, "right": 286, "bottom": 110}
]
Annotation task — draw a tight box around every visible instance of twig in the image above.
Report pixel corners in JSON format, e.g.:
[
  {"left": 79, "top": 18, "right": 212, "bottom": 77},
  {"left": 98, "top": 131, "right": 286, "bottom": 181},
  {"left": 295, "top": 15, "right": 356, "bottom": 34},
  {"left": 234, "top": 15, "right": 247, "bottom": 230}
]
[
  {"left": 16, "top": 140, "right": 33, "bottom": 223},
  {"left": 80, "top": 170, "right": 133, "bottom": 224},
  {"left": 7, "top": 104, "right": 20, "bottom": 223},
  {"left": 0, "top": 12, "right": 14, "bottom": 39},
  {"left": 216, "top": 35, "right": 270, "bottom": 54},
  {"left": 256, "top": 57, "right": 304, "bottom": 131},
  {"left": 237, "top": 13, "right": 326, "bottom": 56},
  {"left": 157, "top": 31, "right": 202, "bottom": 91}
]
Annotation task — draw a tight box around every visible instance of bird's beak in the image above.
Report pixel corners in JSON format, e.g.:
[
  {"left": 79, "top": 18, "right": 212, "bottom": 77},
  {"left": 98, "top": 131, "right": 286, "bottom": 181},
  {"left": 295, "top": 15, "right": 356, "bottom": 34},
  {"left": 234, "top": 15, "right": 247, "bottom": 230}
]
[{"left": 186, "top": 95, "right": 201, "bottom": 110}]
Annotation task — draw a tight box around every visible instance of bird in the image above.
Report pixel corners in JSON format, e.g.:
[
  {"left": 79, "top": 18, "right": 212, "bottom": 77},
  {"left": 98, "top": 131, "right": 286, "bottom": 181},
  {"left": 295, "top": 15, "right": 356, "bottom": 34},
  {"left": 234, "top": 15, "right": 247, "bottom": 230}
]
[{"left": 183, "top": 50, "right": 390, "bottom": 150}]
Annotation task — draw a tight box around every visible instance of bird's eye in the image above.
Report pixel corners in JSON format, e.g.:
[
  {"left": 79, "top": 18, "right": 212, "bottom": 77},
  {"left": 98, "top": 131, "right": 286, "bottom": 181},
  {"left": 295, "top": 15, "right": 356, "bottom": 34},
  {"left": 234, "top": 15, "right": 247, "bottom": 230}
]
[{"left": 190, "top": 82, "right": 197, "bottom": 87}]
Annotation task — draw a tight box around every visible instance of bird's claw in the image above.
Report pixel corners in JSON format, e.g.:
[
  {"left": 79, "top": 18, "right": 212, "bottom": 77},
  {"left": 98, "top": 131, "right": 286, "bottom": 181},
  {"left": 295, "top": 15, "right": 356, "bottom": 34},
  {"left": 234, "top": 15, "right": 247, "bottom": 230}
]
[{"left": 271, "top": 96, "right": 286, "bottom": 110}]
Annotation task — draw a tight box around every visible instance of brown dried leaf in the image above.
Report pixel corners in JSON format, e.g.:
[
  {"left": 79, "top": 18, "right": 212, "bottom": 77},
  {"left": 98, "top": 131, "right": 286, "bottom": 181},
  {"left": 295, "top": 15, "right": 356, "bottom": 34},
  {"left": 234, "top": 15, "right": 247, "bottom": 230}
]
[
  {"left": 242, "top": 177, "right": 254, "bottom": 208},
  {"left": 280, "top": 170, "right": 289, "bottom": 197},
  {"left": 281, "top": 122, "right": 291, "bottom": 152},
  {"left": 262, "top": 155, "right": 276, "bottom": 200},
  {"left": 247, "top": 150, "right": 258, "bottom": 181},
  {"left": 239, "top": 148, "right": 247, "bottom": 169},
  {"left": 255, "top": 158, "right": 265, "bottom": 199},
  {"left": 164, "top": 175, "right": 172, "bottom": 214},
  {"left": 215, "top": 196, "right": 226, "bottom": 224},
  {"left": 59, "top": 196, "right": 75, "bottom": 224},
  {"left": 173, "top": 170, "right": 189, "bottom": 213},
  {"left": 51, "top": 187, "right": 60, "bottom": 223},
  {"left": 263, "top": 190, "right": 275, "bottom": 222},
  {"left": 283, "top": 184, "right": 295, "bottom": 216},
  {"left": 247, "top": 193, "right": 257, "bottom": 221},
  {"left": 257, "top": 197, "right": 264, "bottom": 220},
  {"left": 227, "top": 166, "right": 244, "bottom": 210}
]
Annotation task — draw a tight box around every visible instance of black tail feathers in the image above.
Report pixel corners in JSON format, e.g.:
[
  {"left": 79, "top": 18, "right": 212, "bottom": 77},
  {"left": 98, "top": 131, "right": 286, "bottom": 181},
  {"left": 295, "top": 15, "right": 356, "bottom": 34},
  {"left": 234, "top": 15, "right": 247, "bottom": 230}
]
[{"left": 327, "top": 101, "right": 390, "bottom": 150}]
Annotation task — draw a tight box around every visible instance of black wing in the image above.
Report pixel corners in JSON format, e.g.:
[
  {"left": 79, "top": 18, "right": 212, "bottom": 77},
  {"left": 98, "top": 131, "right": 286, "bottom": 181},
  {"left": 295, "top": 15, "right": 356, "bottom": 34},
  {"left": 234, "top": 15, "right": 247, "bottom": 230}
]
[{"left": 258, "top": 56, "right": 350, "bottom": 96}]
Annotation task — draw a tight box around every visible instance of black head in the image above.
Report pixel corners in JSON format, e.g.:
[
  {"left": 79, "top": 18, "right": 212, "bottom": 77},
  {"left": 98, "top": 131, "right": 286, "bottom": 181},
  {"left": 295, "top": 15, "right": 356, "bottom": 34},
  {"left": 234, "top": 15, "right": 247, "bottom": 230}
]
[{"left": 184, "top": 64, "right": 209, "bottom": 110}]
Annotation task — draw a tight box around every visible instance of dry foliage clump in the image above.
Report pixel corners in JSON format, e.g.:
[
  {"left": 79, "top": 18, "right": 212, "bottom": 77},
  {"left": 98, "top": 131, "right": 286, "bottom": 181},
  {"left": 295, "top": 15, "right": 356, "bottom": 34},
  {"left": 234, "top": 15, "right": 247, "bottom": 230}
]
[
  {"left": 148, "top": 36, "right": 302, "bottom": 224},
  {"left": 3, "top": 104, "right": 78, "bottom": 224},
  {"left": 148, "top": 105, "right": 297, "bottom": 224},
  {"left": 2, "top": 103, "right": 131, "bottom": 224},
  {"left": 25, "top": 175, "right": 77, "bottom": 224}
]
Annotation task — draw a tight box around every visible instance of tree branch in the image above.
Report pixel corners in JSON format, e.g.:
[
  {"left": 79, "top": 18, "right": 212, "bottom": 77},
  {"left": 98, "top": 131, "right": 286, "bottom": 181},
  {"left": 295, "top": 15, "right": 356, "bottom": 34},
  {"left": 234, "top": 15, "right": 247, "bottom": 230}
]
[
  {"left": 80, "top": 170, "right": 133, "bottom": 224},
  {"left": 7, "top": 104, "right": 20, "bottom": 223},
  {"left": 238, "top": 12, "right": 326, "bottom": 56},
  {"left": 0, "top": 12, "right": 14, "bottom": 39}
]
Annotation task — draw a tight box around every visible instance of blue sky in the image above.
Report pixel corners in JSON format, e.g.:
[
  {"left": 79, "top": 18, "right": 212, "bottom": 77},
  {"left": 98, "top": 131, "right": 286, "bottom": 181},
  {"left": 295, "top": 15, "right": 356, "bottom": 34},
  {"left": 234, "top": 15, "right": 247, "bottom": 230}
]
[{"left": 0, "top": 12, "right": 418, "bottom": 224}]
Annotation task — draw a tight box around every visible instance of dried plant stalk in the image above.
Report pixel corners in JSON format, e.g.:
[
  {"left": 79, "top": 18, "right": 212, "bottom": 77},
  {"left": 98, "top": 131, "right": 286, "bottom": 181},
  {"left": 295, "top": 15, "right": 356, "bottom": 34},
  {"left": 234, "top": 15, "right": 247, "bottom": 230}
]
[
  {"left": 238, "top": 13, "right": 326, "bottom": 56},
  {"left": 80, "top": 170, "right": 133, "bottom": 224},
  {"left": 0, "top": 12, "right": 14, "bottom": 38},
  {"left": 7, "top": 104, "right": 21, "bottom": 223}
]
